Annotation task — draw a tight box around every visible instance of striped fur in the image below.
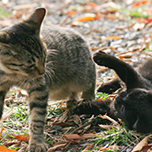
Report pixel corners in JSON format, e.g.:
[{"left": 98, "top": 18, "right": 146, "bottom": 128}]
[{"left": 0, "top": 8, "right": 96, "bottom": 152}]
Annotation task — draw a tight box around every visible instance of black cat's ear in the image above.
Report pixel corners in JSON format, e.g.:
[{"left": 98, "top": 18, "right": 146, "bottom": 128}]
[
  {"left": 0, "top": 31, "right": 10, "bottom": 44},
  {"left": 26, "top": 8, "right": 46, "bottom": 29}
]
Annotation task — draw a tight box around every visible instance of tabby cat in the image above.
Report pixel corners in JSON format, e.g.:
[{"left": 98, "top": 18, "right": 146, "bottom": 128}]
[
  {"left": 0, "top": 8, "right": 96, "bottom": 151},
  {"left": 92, "top": 50, "right": 152, "bottom": 133}
]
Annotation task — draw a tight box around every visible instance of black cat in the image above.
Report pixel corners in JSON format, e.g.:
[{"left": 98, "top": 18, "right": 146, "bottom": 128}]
[{"left": 74, "top": 50, "right": 152, "bottom": 133}]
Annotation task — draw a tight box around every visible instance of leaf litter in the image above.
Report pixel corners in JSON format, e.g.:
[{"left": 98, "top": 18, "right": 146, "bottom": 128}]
[{"left": 0, "top": 0, "right": 152, "bottom": 151}]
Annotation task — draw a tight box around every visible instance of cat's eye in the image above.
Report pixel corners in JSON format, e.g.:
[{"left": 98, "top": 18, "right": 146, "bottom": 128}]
[
  {"left": 121, "top": 105, "right": 125, "bottom": 113},
  {"left": 7, "top": 63, "right": 24, "bottom": 66},
  {"left": 27, "top": 64, "right": 35, "bottom": 68}
]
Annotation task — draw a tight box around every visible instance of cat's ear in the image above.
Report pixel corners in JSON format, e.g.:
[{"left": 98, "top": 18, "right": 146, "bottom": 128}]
[
  {"left": 26, "top": 8, "right": 46, "bottom": 29},
  {"left": 0, "top": 31, "right": 10, "bottom": 44}
]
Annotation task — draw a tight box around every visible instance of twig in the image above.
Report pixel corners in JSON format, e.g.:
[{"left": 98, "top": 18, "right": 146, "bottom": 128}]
[
  {"left": 72, "top": 115, "right": 95, "bottom": 134},
  {"left": 98, "top": 114, "right": 119, "bottom": 126}
]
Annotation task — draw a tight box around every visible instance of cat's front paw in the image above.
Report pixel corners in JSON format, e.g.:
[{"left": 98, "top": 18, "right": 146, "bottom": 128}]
[
  {"left": 29, "top": 142, "right": 48, "bottom": 152},
  {"left": 93, "top": 51, "right": 112, "bottom": 67}
]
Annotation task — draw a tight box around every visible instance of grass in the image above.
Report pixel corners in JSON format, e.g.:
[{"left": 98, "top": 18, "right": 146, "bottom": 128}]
[
  {"left": 0, "top": 7, "right": 12, "bottom": 19},
  {"left": 0, "top": 89, "right": 148, "bottom": 151},
  {"left": 96, "top": 92, "right": 109, "bottom": 100}
]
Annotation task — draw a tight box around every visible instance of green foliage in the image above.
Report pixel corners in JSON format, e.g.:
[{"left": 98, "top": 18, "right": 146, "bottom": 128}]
[
  {"left": 91, "top": 125, "right": 134, "bottom": 151},
  {"left": 118, "top": 8, "right": 150, "bottom": 18},
  {"left": 96, "top": 92, "right": 109, "bottom": 100},
  {"left": 0, "top": 7, "right": 11, "bottom": 19},
  {"left": 47, "top": 105, "right": 65, "bottom": 118}
]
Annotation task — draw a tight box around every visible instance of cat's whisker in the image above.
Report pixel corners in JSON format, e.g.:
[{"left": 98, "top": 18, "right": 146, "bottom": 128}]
[
  {"left": 18, "top": 79, "right": 28, "bottom": 88},
  {"left": 45, "top": 69, "right": 54, "bottom": 84},
  {"left": 46, "top": 66, "right": 55, "bottom": 76}
]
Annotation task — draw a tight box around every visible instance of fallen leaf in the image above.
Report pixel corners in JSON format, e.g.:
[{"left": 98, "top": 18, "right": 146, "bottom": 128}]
[
  {"left": 105, "top": 36, "right": 122, "bottom": 40},
  {"left": 129, "top": 0, "right": 152, "bottom": 8},
  {"left": 140, "top": 143, "right": 152, "bottom": 152},
  {"left": 137, "top": 18, "right": 149, "bottom": 24},
  {"left": 98, "top": 124, "right": 117, "bottom": 129},
  {"left": 0, "top": 128, "right": 7, "bottom": 135},
  {"left": 82, "top": 143, "right": 93, "bottom": 152},
  {"left": 76, "top": 13, "right": 100, "bottom": 22},
  {"left": 14, "top": 134, "right": 30, "bottom": 142},
  {"left": 64, "top": 134, "right": 81, "bottom": 140},
  {"left": 131, "top": 134, "right": 152, "bottom": 152},
  {"left": 98, "top": 114, "right": 118, "bottom": 125},
  {"left": 100, "top": 9, "right": 116, "bottom": 14},
  {"left": 101, "top": 145, "right": 119, "bottom": 151},
  {"left": 71, "top": 13, "right": 100, "bottom": 26},
  {"left": 145, "top": 18, "right": 152, "bottom": 22},
  {"left": 2, "top": 140, "right": 20, "bottom": 146},
  {"left": 96, "top": 98, "right": 104, "bottom": 101},
  {"left": 15, "top": 13, "right": 22, "bottom": 18},
  {"left": 118, "top": 52, "right": 133, "bottom": 59},
  {"left": 132, "top": 23, "right": 145, "bottom": 31},
  {"left": 67, "top": 11, "right": 76, "bottom": 16},
  {"left": 47, "top": 143, "right": 66, "bottom": 152},
  {"left": 52, "top": 122, "right": 72, "bottom": 127},
  {"left": 64, "top": 133, "right": 96, "bottom": 140},
  {"left": 80, "top": 133, "right": 96, "bottom": 139},
  {"left": 1, "top": 108, "right": 13, "bottom": 122},
  {"left": 87, "top": 2, "right": 98, "bottom": 8},
  {"left": 0, "top": 146, "right": 17, "bottom": 152}
]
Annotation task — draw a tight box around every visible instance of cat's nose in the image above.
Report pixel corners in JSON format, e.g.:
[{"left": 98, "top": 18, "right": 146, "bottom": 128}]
[{"left": 38, "top": 67, "right": 45, "bottom": 75}]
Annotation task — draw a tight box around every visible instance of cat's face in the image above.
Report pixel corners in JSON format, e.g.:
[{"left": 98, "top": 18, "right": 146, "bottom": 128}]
[
  {"left": 115, "top": 89, "right": 152, "bottom": 133},
  {"left": 0, "top": 8, "right": 46, "bottom": 78}
]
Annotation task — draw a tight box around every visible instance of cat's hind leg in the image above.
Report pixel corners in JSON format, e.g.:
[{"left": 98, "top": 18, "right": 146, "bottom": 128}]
[
  {"left": 66, "top": 91, "right": 80, "bottom": 108},
  {"left": 81, "top": 82, "right": 96, "bottom": 101}
]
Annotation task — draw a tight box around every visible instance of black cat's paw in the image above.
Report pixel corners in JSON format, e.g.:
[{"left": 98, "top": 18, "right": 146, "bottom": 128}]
[
  {"left": 73, "top": 99, "right": 113, "bottom": 115},
  {"left": 29, "top": 142, "right": 48, "bottom": 152},
  {"left": 93, "top": 51, "right": 113, "bottom": 67}
]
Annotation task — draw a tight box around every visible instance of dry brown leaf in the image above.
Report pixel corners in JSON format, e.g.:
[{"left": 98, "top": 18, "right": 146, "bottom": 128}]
[
  {"left": 71, "top": 13, "right": 100, "bottom": 26},
  {"left": 131, "top": 134, "right": 152, "bottom": 152},
  {"left": 64, "top": 134, "right": 81, "bottom": 140},
  {"left": 2, "top": 140, "right": 20, "bottom": 146},
  {"left": 47, "top": 143, "right": 66, "bottom": 152},
  {"left": 140, "top": 143, "right": 152, "bottom": 152},
  {"left": 81, "top": 143, "right": 93, "bottom": 152},
  {"left": 105, "top": 36, "right": 122, "bottom": 40},
  {"left": 98, "top": 124, "right": 117, "bottom": 130},
  {"left": 101, "top": 145, "right": 119, "bottom": 151},
  {"left": 76, "top": 13, "right": 99, "bottom": 22},
  {"left": 71, "top": 114, "right": 82, "bottom": 126},
  {"left": 0, "top": 146, "right": 17, "bottom": 152},
  {"left": 0, "top": 128, "right": 7, "bottom": 136},
  {"left": 81, "top": 133, "right": 96, "bottom": 139},
  {"left": 87, "top": 2, "right": 98, "bottom": 8},
  {"left": 64, "top": 133, "right": 96, "bottom": 140},
  {"left": 98, "top": 114, "right": 118, "bottom": 126},
  {"left": 1, "top": 108, "right": 13, "bottom": 122},
  {"left": 67, "top": 11, "right": 76, "bottom": 16},
  {"left": 14, "top": 134, "right": 30, "bottom": 142},
  {"left": 118, "top": 52, "right": 133, "bottom": 59},
  {"left": 129, "top": 0, "right": 151, "bottom": 9},
  {"left": 52, "top": 122, "right": 72, "bottom": 127}
]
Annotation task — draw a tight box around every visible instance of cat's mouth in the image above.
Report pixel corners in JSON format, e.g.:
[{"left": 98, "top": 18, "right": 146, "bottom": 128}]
[{"left": 132, "top": 117, "right": 139, "bottom": 130}]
